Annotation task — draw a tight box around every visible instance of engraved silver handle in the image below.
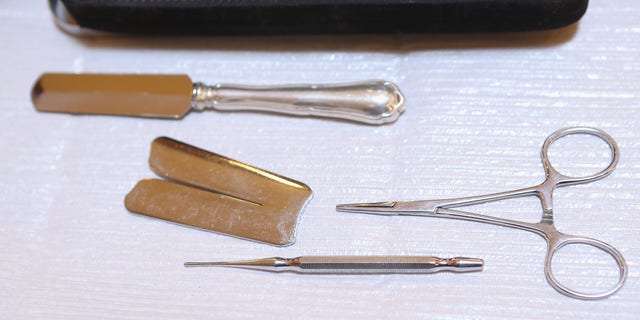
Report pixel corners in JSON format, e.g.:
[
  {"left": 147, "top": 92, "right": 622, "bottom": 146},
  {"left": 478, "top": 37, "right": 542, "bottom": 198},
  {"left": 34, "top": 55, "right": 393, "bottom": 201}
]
[{"left": 192, "top": 80, "right": 405, "bottom": 124}]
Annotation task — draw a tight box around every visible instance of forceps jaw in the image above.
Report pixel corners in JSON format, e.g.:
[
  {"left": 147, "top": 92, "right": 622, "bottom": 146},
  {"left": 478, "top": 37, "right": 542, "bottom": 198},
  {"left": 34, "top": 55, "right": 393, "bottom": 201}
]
[
  {"left": 335, "top": 201, "right": 404, "bottom": 215},
  {"left": 336, "top": 200, "right": 440, "bottom": 216}
]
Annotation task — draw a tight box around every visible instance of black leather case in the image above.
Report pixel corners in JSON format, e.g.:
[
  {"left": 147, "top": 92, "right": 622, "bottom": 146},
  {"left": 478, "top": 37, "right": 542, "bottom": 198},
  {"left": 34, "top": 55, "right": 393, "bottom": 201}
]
[{"left": 58, "top": 0, "right": 589, "bottom": 34}]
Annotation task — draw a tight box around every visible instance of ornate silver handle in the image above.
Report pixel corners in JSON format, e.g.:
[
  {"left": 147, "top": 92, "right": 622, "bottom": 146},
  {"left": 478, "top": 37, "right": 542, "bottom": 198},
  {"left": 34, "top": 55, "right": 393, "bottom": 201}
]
[{"left": 192, "top": 80, "right": 405, "bottom": 125}]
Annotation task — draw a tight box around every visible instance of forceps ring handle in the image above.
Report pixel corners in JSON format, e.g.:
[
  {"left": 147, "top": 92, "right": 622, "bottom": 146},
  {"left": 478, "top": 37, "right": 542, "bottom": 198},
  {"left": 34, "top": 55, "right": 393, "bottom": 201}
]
[
  {"left": 541, "top": 127, "right": 619, "bottom": 187},
  {"left": 545, "top": 234, "right": 628, "bottom": 300}
]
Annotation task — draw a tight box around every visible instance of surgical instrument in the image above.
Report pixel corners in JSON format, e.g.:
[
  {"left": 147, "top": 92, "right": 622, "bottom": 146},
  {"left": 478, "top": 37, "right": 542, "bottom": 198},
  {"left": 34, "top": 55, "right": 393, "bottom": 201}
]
[
  {"left": 337, "top": 127, "right": 627, "bottom": 300},
  {"left": 31, "top": 73, "right": 405, "bottom": 124},
  {"left": 185, "top": 256, "right": 484, "bottom": 274},
  {"left": 125, "top": 137, "right": 312, "bottom": 246}
]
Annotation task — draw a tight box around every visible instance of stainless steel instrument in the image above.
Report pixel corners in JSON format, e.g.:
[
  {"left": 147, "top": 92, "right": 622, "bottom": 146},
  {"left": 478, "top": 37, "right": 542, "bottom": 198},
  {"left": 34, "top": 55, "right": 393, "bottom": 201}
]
[
  {"left": 337, "top": 127, "right": 627, "bottom": 300},
  {"left": 185, "top": 256, "right": 484, "bottom": 274}
]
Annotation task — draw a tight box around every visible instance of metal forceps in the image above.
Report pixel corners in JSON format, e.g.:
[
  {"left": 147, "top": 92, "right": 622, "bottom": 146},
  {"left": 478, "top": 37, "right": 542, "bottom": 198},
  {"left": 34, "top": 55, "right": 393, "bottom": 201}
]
[{"left": 337, "top": 127, "right": 627, "bottom": 300}]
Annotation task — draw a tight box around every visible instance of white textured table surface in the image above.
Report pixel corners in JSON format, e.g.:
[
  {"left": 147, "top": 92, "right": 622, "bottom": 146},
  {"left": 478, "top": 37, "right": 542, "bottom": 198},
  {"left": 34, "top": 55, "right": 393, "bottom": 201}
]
[{"left": 1, "top": 1, "right": 639, "bottom": 319}]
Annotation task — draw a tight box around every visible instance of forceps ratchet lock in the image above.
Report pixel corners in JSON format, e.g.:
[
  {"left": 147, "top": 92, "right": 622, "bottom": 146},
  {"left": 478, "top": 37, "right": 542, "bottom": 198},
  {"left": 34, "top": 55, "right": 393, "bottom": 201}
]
[{"left": 338, "top": 127, "right": 627, "bottom": 300}]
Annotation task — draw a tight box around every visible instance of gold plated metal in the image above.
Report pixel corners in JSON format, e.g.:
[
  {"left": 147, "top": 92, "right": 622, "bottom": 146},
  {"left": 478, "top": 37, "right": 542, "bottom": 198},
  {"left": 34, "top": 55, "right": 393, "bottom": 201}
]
[
  {"left": 125, "top": 137, "right": 313, "bottom": 246},
  {"left": 32, "top": 73, "right": 194, "bottom": 119},
  {"left": 31, "top": 73, "right": 405, "bottom": 124}
]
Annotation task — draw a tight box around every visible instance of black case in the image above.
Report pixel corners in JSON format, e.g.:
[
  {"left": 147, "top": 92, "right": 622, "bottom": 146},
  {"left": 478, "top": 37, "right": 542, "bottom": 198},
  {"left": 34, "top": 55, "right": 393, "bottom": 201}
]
[{"left": 58, "top": 0, "right": 589, "bottom": 34}]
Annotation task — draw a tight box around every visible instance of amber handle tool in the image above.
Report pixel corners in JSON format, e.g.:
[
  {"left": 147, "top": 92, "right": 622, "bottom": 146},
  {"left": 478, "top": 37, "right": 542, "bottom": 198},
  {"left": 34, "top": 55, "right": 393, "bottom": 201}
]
[{"left": 31, "top": 73, "right": 405, "bottom": 124}]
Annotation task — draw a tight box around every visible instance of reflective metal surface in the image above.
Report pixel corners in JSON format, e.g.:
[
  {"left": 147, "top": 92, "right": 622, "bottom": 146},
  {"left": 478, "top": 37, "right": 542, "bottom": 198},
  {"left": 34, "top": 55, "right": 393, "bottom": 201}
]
[
  {"left": 32, "top": 73, "right": 194, "bottom": 119},
  {"left": 32, "top": 73, "right": 405, "bottom": 124},
  {"left": 192, "top": 80, "right": 405, "bottom": 124},
  {"left": 185, "top": 256, "right": 484, "bottom": 274},
  {"left": 125, "top": 137, "right": 313, "bottom": 246},
  {"left": 338, "top": 127, "right": 627, "bottom": 300}
]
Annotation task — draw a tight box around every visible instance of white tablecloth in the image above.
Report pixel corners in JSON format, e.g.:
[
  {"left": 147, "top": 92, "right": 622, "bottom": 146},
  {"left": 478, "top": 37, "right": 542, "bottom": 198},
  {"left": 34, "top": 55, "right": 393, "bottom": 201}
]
[{"left": 1, "top": 1, "right": 638, "bottom": 318}]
